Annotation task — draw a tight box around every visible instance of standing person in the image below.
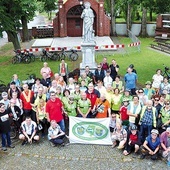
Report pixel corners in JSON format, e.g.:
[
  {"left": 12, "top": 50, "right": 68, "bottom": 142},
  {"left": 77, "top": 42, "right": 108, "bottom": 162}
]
[
  {"left": 140, "top": 129, "right": 160, "bottom": 160},
  {"left": 20, "top": 84, "right": 34, "bottom": 121},
  {"left": 110, "top": 59, "right": 119, "bottom": 81},
  {"left": 92, "top": 93, "right": 111, "bottom": 118},
  {"left": 129, "top": 64, "right": 137, "bottom": 74},
  {"left": 40, "top": 62, "right": 51, "bottom": 80},
  {"left": 94, "top": 64, "right": 105, "bottom": 84},
  {"left": 11, "top": 74, "right": 21, "bottom": 89},
  {"left": 152, "top": 69, "right": 163, "bottom": 94},
  {"left": 8, "top": 81, "right": 21, "bottom": 99},
  {"left": 0, "top": 92, "right": 10, "bottom": 109},
  {"left": 59, "top": 59, "right": 68, "bottom": 83},
  {"left": 143, "top": 81, "right": 155, "bottom": 100},
  {"left": 0, "top": 103, "right": 15, "bottom": 151},
  {"left": 100, "top": 57, "right": 109, "bottom": 75},
  {"left": 127, "top": 95, "right": 142, "bottom": 127},
  {"left": 85, "top": 66, "right": 94, "bottom": 83},
  {"left": 77, "top": 92, "right": 91, "bottom": 118},
  {"left": 81, "top": 1, "right": 95, "bottom": 43},
  {"left": 46, "top": 91, "right": 65, "bottom": 132},
  {"left": 124, "top": 67, "right": 138, "bottom": 95},
  {"left": 103, "top": 69, "right": 113, "bottom": 88},
  {"left": 139, "top": 100, "right": 157, "bottom": 143},
  {"left": 112, "top": 75, "right": 124, "bottom": 94}
]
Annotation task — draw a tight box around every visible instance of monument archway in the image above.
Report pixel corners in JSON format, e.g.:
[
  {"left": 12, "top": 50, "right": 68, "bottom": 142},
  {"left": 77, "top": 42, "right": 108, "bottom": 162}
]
[{"left": 67, "top": 5, "right": 96, "bottom": 37}]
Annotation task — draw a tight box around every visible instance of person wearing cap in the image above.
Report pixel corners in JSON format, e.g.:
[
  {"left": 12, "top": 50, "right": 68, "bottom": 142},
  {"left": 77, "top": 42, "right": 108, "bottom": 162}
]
[
  {"left": 123, "top": 125, "right": 141, "bottom": 156},
  {"left": 0, "top": 103, "right": 15, "bottom": 151},
  {"left": 124, "top": 67, "right": 137, "bottom": 95},
  {"left": 140, "top": 129, "right": 160, "bottom": 160},
  {"left": 121, "top": 89, "right": 133, "bottom": 102},
  {"left": 139, "top": 100, "right": 157, "bottom": 143},
  {"left": 143, "top": 81, "right": 155, "bottom": 100},
  {"left": 119, "top": 98, "right": 130, "bottom": 127},
  {"left": 160, "top": 127, "right": 170, "bottom": 164},
  {"left": 0, "top": 92, "right": 10, "bottom": 110},
  {"left": 103, "top": 69, "right": 113, "bottom": 88},
  {"left": 8, "top": 81, "right": 21, "bottom": 99}
]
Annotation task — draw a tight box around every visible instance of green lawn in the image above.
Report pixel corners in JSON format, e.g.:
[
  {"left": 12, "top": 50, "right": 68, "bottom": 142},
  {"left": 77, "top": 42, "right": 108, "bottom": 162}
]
[{"left": 0, "top": 37, "right": 169, "bottom": 87}]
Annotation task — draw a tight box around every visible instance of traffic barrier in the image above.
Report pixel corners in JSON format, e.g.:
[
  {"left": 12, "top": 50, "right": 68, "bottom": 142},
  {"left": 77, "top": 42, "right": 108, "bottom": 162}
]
[
  {"left": 22, "top": 44, "right": 126, "bottom": 52},
  {"left": 128, "top": 41, "right": 140, "bottom": 47}
]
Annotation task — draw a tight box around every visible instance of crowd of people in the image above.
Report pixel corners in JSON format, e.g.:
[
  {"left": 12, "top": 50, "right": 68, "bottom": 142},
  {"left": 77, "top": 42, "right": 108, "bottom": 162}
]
[{"left": 0, "top": 57, "right": 170, "bottom": 165}]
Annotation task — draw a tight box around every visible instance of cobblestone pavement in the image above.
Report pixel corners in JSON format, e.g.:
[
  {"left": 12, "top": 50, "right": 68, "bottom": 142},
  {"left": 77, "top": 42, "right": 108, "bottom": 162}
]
[{"left": 0, "top": 137, "right": 168, "bottom": 170}]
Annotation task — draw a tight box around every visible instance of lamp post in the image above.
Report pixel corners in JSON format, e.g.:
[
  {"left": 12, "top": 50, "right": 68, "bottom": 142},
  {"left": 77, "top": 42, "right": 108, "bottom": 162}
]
[{"left": 78, "top": 0, "right": 83, "bottom": 5}]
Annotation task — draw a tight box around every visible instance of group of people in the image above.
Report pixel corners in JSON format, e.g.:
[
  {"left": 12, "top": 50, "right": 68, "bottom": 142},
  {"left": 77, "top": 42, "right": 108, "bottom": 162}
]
[{"left": 0, "top": 57, "right": 170, "bottom": 166}]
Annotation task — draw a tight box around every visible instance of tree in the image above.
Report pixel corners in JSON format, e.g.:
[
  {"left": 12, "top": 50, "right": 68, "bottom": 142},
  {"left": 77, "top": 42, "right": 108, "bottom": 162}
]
[{"left": 110, "top": 0, "right": 117, "bottom": 36}]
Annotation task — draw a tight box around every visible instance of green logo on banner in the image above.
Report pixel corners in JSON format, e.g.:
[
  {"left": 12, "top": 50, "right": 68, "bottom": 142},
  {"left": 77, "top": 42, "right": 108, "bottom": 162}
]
[{"left": 72, "top": 122, "right": 108, "bottom": 140}]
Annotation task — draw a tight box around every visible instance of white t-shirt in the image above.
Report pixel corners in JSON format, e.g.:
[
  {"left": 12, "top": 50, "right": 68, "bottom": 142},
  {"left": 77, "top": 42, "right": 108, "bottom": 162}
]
[{"left": 152, "top": 74, "right": 163, "bottom": 88}]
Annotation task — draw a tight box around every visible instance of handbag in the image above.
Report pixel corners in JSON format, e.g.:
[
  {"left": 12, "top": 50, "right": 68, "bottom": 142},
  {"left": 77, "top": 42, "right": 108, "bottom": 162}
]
[{"left": 92, "top": 99, "right": 106, "bottom": 117}]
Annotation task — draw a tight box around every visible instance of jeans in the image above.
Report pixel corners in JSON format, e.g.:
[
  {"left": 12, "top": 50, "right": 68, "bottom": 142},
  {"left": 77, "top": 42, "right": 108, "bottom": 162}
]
[
  {"left": 140, "top": 123, "right": 152, "bottom": 143},
  {"left": 50, "top": 134, "right": 65, "bottom": 145},
  {"left": 1, "top": 132, "right": 11, "bottom": 147},
  {"left": 58, "top": 119, "right": 65, "bottom": 132}
]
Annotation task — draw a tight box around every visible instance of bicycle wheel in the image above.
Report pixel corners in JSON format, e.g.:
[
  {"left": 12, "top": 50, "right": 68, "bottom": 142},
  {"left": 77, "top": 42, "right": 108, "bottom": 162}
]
[
  {"left": 12, "top": 56, "right": 19, "bottom": 64},
  {"left": 41, "top": 55, "right": 47, "bottom": 62},
  {"left": 52, "top": 53, "right": 58, "bottom": 61},
  {"left": 30, "top": 54, "right": 35, "bottom": 62},
  {"left": 70, "top": 53, "right": 79, "bottom": 61},
  {"left": 10, "top": 126, "right": 17, "bottom": 139},
  {"left": 60, "top": 53, "right": 67, "bottom": 60},
  {"left": 24, "top": 56, "right": 31, "bottom": 64}
]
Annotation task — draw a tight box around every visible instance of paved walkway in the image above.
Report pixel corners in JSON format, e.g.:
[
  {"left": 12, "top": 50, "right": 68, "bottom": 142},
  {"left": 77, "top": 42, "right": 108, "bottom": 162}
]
[{"left": 0, "top": 137, "right": 168, "bottom": 170}]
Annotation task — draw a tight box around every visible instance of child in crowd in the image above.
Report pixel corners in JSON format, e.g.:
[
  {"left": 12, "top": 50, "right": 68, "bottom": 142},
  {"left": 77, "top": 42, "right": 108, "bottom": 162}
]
[
  {"left": 109, "top": 112, "right": 117, "bottom": 134},
  {"left": 143, "top": 81, "right": 155, "bottom": 100}
]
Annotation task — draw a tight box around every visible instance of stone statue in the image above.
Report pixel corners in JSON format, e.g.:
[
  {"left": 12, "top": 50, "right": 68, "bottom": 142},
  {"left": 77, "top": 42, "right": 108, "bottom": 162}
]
[{"left": 81, "top": 2, "right": 95, "bottom": 43}]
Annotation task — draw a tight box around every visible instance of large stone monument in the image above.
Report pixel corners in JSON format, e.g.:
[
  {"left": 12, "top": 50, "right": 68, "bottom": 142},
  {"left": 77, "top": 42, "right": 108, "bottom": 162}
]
[{"left": 80, "top": 2, "right": 97, "bottom": 70}]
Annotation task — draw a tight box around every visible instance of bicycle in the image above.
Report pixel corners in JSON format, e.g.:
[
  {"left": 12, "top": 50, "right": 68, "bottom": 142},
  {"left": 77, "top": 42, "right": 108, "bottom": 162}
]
[
  {"left": 58, "top": 48, "right": 79, "bottom": 61},
  {"left": 162, "top": 64, "right": 170, "bottom": 80},
  {"left": 40, "top": 49, "right": 58, "bottom": 62},
  {"left": 12, "top": 50, "right": 31, "bottom": 64},
  {"left": 22, "top": 73, "right": 36, "bottom": 89}
]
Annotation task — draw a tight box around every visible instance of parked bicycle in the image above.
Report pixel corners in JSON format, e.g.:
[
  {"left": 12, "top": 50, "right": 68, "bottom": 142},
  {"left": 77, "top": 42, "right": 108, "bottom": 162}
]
[
  {"left": 22, "top": 73, "right": 36, "bottom": 89},
  {"left": 40, "top": 49, "right": 58, "bottom": 62},
  {"left": 162, "top": 64, "right": 170, "bottom": 80},
  {"left": 58, "top": 48, "right": 79, "bottom": 61},
  {"left": 12, "top": 49, "right": 31, "bottom": 64}
]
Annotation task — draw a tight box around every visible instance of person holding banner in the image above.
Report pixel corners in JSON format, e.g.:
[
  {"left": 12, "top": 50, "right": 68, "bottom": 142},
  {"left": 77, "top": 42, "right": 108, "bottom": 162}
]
[
  {"left": 77, "top": 92, "right": 91, "bottom": 118},
  {"left": 92, "top": 93, "right": 111, "bottom": 118}
]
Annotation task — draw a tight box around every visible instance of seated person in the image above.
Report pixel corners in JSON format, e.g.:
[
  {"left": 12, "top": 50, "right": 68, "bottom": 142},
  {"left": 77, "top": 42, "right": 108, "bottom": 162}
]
[
  {"left": 140, "top": 129, "right": 160, "bottom": 160},
  {"left": 19, "top": 116, "right": 39, "bottom": 145},
  {"left": 48, "top": 120, "right": 65, "bottom": 147},
  {"left": 123, "top": 125, "right": 141, "bottom": 157},
  {"left": 111, "top": 121, "right": 127, "bottom": 149},
  {"left": 160, "top": 127, "right": 170, "bottom": 165}
]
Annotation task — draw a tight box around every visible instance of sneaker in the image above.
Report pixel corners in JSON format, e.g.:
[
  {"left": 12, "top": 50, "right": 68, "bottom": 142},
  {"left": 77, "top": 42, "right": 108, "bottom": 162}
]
[
  {"left": 132, "top": 152, "right": 138, "bottom": 158},
  {"left": 140, "top": 154, "right": 145, "bottom": 159},
  {"left": 50, "top": 142, "right": 56, "bottom": 147},
  {"left": 61, "top": 143, "right": 65, "bottom": 147},
  {"left": 8, "top": 145, "right": 15, "bottom": 148},
  {"left": 2, "top": 147, "right": 7, "bottom": 151}
]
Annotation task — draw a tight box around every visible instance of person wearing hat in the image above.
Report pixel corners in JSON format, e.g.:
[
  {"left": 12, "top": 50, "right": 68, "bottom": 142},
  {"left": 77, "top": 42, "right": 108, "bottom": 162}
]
[
  {"left": 143, "top": 81, "right": 155, "bottom": 100},
  {"left": 123, "top": 125, "right": 141, "bottom": 157},
  {"left": 140, "top": 129, "right": 160, "bottom": 160},
  {"left": 119, "top": 98, "right": 130, "bottom": 127},
  {"left": 121, "top": 89, "right": 133, "bottom": 102},
  {"left": 160, "top": 127, "right": 170, "bottom": 165},
  {"left": 0, "top": 92, "right": 10, "bottom": 110}
]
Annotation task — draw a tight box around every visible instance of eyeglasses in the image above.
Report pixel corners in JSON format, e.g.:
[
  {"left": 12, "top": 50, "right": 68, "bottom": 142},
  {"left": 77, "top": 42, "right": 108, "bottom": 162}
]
[
  {"left": 165, "top": 103, "right": 170, "bottom": 105},
  {"left": 112, "top": 116, "right": 116, "bottom": 118},
  {"left": 50, "top": 94, "right": 56, "bottom": 97},
  {"left": 154, "top": 99, "right": 159, "bottom": 101},
  {"left": 138, "top": 91, "right": 143, "bottom": 93}
]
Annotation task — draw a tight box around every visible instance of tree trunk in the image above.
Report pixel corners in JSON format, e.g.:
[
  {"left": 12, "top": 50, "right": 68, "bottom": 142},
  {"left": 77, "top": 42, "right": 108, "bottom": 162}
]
[
  {"left": 140, "top": 7, "right": 147, "bottom": 37},
  {"left": 126, "top": 2, "right": 132, "bottom": 35},
  {"left": 110, "top": 0, "right": 116, "bottom": 36},
  {"left": 7, "top": 31, "right": 21, "bottom": 50},
  {"left": 149, "top": 10, "right": 152, "bottom": 21},
  {"left": 21, "top": 16, "right": 29, "bottom": 42}
]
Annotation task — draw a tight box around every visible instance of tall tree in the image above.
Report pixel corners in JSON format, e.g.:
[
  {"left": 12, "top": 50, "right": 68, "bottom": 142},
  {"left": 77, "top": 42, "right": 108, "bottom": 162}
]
[{"left": 110, "top": 0, "right": 117, "bottom": 36}]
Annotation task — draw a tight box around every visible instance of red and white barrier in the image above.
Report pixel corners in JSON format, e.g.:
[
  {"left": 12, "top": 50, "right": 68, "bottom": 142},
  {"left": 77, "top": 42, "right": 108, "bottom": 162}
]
[{"left": 128, "top": 41, "right": 140, "bottom": 47}]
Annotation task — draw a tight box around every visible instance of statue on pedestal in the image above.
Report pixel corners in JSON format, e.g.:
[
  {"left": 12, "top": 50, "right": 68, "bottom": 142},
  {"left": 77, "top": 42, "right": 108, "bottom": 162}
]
[{"left": 81, "top": 2, "right": 95, "bottom": 43}]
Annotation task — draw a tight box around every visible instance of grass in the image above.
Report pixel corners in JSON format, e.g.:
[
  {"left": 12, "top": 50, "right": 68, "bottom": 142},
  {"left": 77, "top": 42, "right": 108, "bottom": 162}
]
[{"left": 0, "top": 37, "right": 170, "bottom": 87}]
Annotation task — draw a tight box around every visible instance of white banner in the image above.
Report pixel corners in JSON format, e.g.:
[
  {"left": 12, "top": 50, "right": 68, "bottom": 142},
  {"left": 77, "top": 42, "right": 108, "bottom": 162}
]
[{"left": 69, "top": 116, "right": 112, "bottom": 145}]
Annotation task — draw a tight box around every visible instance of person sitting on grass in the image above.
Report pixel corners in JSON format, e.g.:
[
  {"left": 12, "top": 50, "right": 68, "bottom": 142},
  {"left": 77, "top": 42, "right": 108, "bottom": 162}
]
[
  {"left": 19, "top": 116, "right": 40, "bottom": 145},
  {"left": 111, "top": 121, "right": 127, "bottom": 149},
  {"left": 140, "top": 129, "right": 160, "bottom": 160},
  {"left": 48, "top": 120, "right": 65, "bottom": 147},
  {"left": 123, "top": 125, "right": 141, "bottom": 157}
]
